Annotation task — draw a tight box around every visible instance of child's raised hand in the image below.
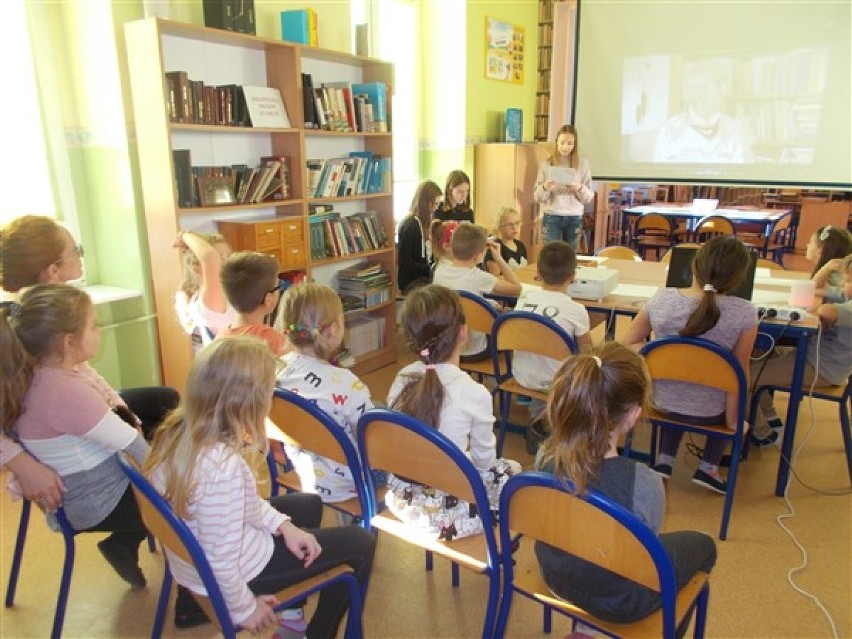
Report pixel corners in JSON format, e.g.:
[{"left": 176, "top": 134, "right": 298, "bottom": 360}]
[
  {"left": 486, "top": 240, "right": 503, "bottom": 261},
  {"left": 280, "top": 521, "right": 322, "bottom": 567},
  {"left": 242, "top": 595, "right": 279, "bottom": 634}
]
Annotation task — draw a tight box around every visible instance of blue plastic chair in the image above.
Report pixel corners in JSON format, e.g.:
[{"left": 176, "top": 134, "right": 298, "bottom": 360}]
[
  {"left": 641, "top": 336, "right": 748, "bottom": 540},
  {"left": 5, "top": 497, "right": 156, "bottom": 639},
  {"left": 266, "top": 388, "right": 374, "bottom": 529},
  {"left": 356, "top": 409, "right": 502, "bottom": 639},
  {"left": 491, "top": 311, "right": 578, "bottom": 456},
  {"left": 494, "top": 471, "right": 711, "bottom": 639},
  {"left": 457, "top": 290, "right": 505, "bottom": 388},
  {"left": 116, "top": 453, "right": 364, "bottom": 639}
]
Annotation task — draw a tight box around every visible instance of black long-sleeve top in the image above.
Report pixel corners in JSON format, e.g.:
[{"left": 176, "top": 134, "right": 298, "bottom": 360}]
[{"left": 397, "top": 215, "right": 431, "bottom": 293}]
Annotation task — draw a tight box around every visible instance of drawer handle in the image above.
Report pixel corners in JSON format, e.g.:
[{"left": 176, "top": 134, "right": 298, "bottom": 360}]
[{"left": 264, "top": 229, "right": 274, "bottom": 234}]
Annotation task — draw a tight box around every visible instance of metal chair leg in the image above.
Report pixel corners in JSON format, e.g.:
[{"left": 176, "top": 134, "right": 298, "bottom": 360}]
[{"left": 5, "top": 499, "right": 32, "bottom": 607}]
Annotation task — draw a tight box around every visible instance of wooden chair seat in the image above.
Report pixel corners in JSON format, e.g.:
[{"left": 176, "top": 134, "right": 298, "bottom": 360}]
[
  {"left": 645, "top": 408, "right": 735, "bottom": 438},
  {"left": 496, "top": 378, "right": 549, "bottom": 403},
  {"left": 276, "top": 470, "right": 386, "bottom": 519},
  {"left": 463, "top": 357, "right": 500, "bottom": 378},
  {"left": 511, "top": 559, "right": 709, "bottom": 639}
]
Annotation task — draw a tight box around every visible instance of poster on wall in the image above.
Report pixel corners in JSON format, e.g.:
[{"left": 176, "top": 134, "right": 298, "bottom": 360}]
[{"left": 485, "top": 17, "right": 524, "bottom": 83}]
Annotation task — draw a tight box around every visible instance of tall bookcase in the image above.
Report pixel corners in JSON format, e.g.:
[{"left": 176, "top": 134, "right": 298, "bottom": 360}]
[
  {"left": 125, "top": 18, "right": 396, "bottom": 390},
  {"left": 535, "top": 0, "right": 555, "bottom": 141}
]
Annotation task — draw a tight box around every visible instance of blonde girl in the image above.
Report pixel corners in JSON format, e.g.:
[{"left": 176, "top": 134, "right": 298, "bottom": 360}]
[
  {"left": 275, "top": 283, "right": 376, "bottom": 505},
  {"left": 485, "top": 207, "right": 528, "bottom": 276},
  {"left": 1, "top": 285, "right": 149, "bottom": 587},
  {"left": 533, "top": 124, "right": 594, "bottom": 251},
  {"left": 387, "top": 284, "right": 520, "bottom": 540},
  {"left": 535, "top": 343, "right": 716, "bottom": 637},
  {"left": 435, "top": 170, "right": 474, "bottom": 223},
  {"left": 173, "top": 231, "right": 236, "bottom": 346},
  {"left": 145, "top": 337, "right": 375, "bottom": 637},
  {"left": 807, "top": 225, "right": 852, "bottom": 301}
]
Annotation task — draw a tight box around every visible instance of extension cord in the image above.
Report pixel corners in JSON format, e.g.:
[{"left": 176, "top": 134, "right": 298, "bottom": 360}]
[{"left": 757, "top": 306, "right": 809, "bottom": 322}]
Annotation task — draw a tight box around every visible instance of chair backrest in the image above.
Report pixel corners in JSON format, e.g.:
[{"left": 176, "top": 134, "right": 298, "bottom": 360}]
[
  {"left": 756, "top": 257, "right": 786, "bottom": 270},
  {"left": 458, "top": 289, "right": 500, "bottom": 334},
  {"left": 640, "top": 336, "right": 747, "bottom": 423},
  {"left": 660, "top": 242, "right": 702, "bottom": 264},
  {"left": 117, "top": 454, "right": 234, "bottom": 636},
  {"left": 635, "top": 213, "right": 673, "bottom": 234},
  {"left": 491, "top": 311, "right": 577, "bottom": 381},
  {"left": 695, "top": 215, "right": 735, "bottom": 237},
  {"left": 595, "top": 245, "right": 642, "bottom": 261},
  {"left": 498, "top": 472, "right": 680, "bottom": 636},
  {"left": 356, "top": 410, "right": 498, "bottom": 547},
  {"left": 267, "top": 389, "right": 371, "bottom": 522}
]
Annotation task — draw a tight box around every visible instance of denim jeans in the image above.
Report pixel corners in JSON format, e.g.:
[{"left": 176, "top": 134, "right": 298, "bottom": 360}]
[{"left": 541, "top": 214, "right": 583, "bottom": 251}]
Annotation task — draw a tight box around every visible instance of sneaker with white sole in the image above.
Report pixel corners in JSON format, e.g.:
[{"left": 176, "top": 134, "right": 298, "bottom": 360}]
[
  {"left": 692, "top": 469, "right": 727, "bottom": 494},
  {"left": 750, "top": 430, "right": 779, "bottom": 448},
  {"left": 651, "top": 463, "right": 673, "bottom": 480}
]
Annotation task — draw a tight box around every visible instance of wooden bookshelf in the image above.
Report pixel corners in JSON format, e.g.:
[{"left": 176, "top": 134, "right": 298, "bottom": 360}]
[
  {"left": 125, "top": 18, "right": 396, "bottom": 389},
  {"left": 535, "top": 1, "right": 555, "bottom": 141}
]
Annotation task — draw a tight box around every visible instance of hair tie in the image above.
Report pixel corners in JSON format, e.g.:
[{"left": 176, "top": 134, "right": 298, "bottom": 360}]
[
  {"left": 703, "top": 284, "right": 717, "bottom": 293},
  {"left": 0, "top": 301, "right": 22, "bottom": 318},
  {"left": 819, "top": 226, "right": 831, "bottom": 242},
  {"left": 591, "top": 355, "right": 602, "bottom": 368},
  {"left": 442, "top": 222, "right": 459, "bottom": 246},
  {"left": 420, "top": 348, "right": 429, "bottom": 359},
  {"left": 424, "top": 364, "right": 437, "bottom": 371}
]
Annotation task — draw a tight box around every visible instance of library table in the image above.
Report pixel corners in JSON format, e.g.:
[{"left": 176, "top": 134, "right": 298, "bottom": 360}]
[
  {"left": 620, "top": 204, "right": 792, "bottom": 253},
  {"left": 514, "top": 258, "right": 817, "bottom": 496}
]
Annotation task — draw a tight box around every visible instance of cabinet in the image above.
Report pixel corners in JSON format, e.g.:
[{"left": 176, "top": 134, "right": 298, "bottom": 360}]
[
  {"left": 474, "top": 143, "right": 551, "bottom": 261},
  {"left": 125, "top": 18, "right": 395, "bottom": 389}
]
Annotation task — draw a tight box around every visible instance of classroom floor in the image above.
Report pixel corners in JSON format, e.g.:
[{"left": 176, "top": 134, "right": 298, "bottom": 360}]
[{"left": 1, "top": 252, "right": 850, "bottom": 638}]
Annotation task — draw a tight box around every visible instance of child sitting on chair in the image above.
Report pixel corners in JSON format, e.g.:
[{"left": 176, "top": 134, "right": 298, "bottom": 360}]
[
  {"left": 218, "top": 251, "right": 289, "bottom": 356},
  {"left": 433, "top": 223, "right": 522, "bottom": 362},
  {"left": 387, "top": 285, "right": 521, "bottom": 540},
  {"left": 535, "top": 343, "right": 717, "bottom": 639}
]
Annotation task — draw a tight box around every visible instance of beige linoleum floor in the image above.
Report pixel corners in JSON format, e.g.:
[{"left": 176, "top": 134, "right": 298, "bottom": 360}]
[{"left": 1, "top": 253, "right": 850, "bottom": 638}]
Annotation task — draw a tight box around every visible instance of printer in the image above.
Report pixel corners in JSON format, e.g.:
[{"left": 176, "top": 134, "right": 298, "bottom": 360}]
[{"left": 568, "top": 267, "right": 619, "bottom": 301}]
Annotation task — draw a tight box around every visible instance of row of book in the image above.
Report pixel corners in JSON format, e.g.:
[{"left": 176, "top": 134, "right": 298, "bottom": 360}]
[
  {"left": 166, "top": 71, "right": 249, "bottom": 126},
  {"left": 306, "top": 152, "right": 391, "bottom": 198},
  {"left": 301, "top": 74, "right": 389, "bottom": 133},
  {"left": 343, "top": 314, "right": 387, "bottom": 358},
  {"left": 173, "top": 150, "right": 291, "bottom": 208},
  {"left": 309, "top": 208, "right": 388, "bottom": 260},
  {"left": 337, "top": 262, "right": 393, "bottom": 312}
]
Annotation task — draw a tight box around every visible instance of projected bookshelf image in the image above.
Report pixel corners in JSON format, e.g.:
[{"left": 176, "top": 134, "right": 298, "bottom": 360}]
[{"left": 620, "top": 49, "right": 828, "bottom": 166}]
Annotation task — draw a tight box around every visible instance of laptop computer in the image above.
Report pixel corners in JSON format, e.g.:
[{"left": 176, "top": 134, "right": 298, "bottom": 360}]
[{"left": 665, "top": 246, "right": 757, "bottom": 301}]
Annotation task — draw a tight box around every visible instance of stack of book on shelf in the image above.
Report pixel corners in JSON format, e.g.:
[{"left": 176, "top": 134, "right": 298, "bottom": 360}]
[
  {"left": 173, "top": 150, "right": 290, "bottom": 208},
  {"left": 164, "top": 73, "right": 291, "bottom": 128},
  {"left": 305, "top": 152, "right": 391, "bottom": 198},
  {"left": 308, "top": 207, "right": 388, "bottom": 260},
  {"left": 336, "top": 262, "right": 392, "bottom": 311},
  {"left": 301, "top": 74, "right": 389, "bottom": 133},
  {"left": 343, "top": 316, "right": 386, "bottom": 359}
]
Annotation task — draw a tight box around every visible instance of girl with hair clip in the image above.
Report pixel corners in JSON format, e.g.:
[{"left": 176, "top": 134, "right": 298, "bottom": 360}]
[
  {"left": 533, "top": 124, "right": 594, "bottom": 252},
  {"left": 429, "top": 219, "right": 459, "bottom": 269},
  {"left": 535, "top": 343, "right": 717, "bottom": 639},
  {"left": 0, "top": 215, "right": 178, "bottom": 522},
  {"left": 275, "top": 283, "right": 378, "bottom": 508},
  {"left": 145, "top": 337, "right": 375, "bottom": 639},
  {"left": 386, "top": 284, "right": 521, "bottom": 540},
  {"left": 484, "top": 206, "right": 528, "bottom": 276},
  {"left": 0, "top": 285, "right": 150, "bottom": 588},
  {"left": 807, "top": 225, "right": 852, "bottom": 302},
  {"left": 397, "top": 179, "right": 442, "bottom": 293},
  {"left": 434, "top": 170, "right": 474, "bottom": 223},
  {"left": 173, "top": 230, "right": 236, "bottom": 349},
  {"left": 623, "top": 236, "right": 758, "bottom": 493}
]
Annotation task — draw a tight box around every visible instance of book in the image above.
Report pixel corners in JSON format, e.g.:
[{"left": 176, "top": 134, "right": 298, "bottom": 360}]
[
  {"left": 280, "top": 8, "right": 318, "bottom": 46},
  {"left": 301, "top": 73, "right": 318, "bottom": 128},
  {"left": 505, "top": 108, "right": 522, "bottom": 143},
  {"left": 350, "top": 82, "right": 388, "bottom": 132},
  {"left": 203, "top": 0, "right": 256, "bottom": 35},
  {"left": 172, "top": 149, "right": 194, "bottom": 208},
  {"left": 547, "top": 166, "right": 578, "bottom": 184},
  {"left": 259, "top": 155, "right": 291, "bottom": 200},
  {"left": 242, "top": 86, "right": 290, "bottom": 128}
]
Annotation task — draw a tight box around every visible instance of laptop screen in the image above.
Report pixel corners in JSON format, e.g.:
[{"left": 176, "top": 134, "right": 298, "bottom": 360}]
[{"left": 665, "top": 246, "right": 757, "bottom": 301}]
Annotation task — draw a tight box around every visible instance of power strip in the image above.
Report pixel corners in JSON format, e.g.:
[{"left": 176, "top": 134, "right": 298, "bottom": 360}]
[{"left": 757, "top": 306, "right": 809, "bottom": 322}]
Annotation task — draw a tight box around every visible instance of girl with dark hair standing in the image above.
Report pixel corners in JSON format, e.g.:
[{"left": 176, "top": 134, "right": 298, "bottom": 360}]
[{"left": 434, "top": 170, "right": 474, "bottom": 223}]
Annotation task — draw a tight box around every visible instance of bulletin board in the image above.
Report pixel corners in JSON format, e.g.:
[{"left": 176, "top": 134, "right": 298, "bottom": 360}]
[{"left": 485, "top": 17, "right": 524, "bottom": 83}]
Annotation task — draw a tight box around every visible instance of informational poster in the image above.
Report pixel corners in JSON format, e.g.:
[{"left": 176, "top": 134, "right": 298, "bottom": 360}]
[{"left": 485, "top": 17, "right": 524, "bottom": 83}]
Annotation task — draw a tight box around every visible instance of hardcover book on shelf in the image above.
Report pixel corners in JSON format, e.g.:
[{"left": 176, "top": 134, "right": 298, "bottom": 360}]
[
  {"left": 242, "top": 86, "right": 291, "bottom": 128},
  {"left": 350, "top": 82, "right": 389, "bottom": 132},
  {"left": 172, "top": 149, "right": 194, "bottom": 208},
  {"left": 203, "top": 0, "right": 256, "bottom": 35},
  {"left": 505, "top": 108, "right": 523, "bottom": 142},
  {"left": 259, "top": 156, "right": 291, "bottom": 201},
  {"left": 280, "top": 8, "right": 318, "bottom": 46},
  {"left": 301, "top": 73, "right": 319, "bottom": 129}
]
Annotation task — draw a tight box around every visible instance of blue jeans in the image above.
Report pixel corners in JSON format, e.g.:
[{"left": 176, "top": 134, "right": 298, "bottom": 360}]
[{"left": 541, "top": 214, "right": 583, "bottom": 251}]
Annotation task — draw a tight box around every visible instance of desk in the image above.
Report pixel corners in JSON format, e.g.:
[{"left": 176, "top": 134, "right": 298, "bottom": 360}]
[
  {"left": 621, "top": 204, "right": 792, "bottom": 253},
  {"left": 515, "top": 258, "right": 817, "bottom": 496}
]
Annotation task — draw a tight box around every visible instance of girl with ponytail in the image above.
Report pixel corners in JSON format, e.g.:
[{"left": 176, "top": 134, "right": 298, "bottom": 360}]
[
  {"left": 623, "top": 237, "right": 758, "bottom": 494},
  {"left": 535, "top": 344, "right": 716, "bottom": 637},
  {"left": 387, "top": 284, "right": 520, "bottom": 540}
]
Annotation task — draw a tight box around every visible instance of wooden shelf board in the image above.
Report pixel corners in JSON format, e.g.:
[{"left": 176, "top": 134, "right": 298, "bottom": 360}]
[
  {"left": 178, "top": 199, "right": 304, "bottom": 215},
  {"left": 308, "top": 193, "right": 391, "bottom": 204},
  {"left": 305, "top": 130, "right": 392, "bottom": 138},
  {"left": 170, "top": 123, "right": 300, "bottom": 134},
  {"left": 343, "top": 300, "right": 395, "bottom": 319},
  {"left": 311, "top": 246, "right": 394, "bottom": 267},
  {"left": 350, "top": 345, "right": 396, "bottom": 377}
]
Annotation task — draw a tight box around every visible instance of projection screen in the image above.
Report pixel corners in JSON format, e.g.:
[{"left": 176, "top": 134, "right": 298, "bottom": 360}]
[{"left": 573, "top": 0, "right": 851, "bottom": 187}]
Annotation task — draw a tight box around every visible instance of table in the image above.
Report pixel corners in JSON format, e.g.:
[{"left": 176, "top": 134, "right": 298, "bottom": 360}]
[
  {"left": 515, "top": 258, "right": 818, "bottom": 496},
  {"left": 621, "top": 204, "right": 792, "bottom": 253}
]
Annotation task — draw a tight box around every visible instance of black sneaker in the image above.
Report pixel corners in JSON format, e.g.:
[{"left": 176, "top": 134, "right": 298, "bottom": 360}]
[
  {"left": 692, "top": 469, "right": 727, "bottom": 495},
  {"left": 750, "top": 430, "right": 779, "bottom": 448},
  {"left": 97, "top": 538, "right": 146, "bottom": 588},
  {"left": 767, "top": 418, "right": 784, "bottom": 431},
  {"left": 174, "top": 585, "right": 210, "bottom": 629},
  {"left": 651, "top": 464, "right": 672, "bottom": 480}
]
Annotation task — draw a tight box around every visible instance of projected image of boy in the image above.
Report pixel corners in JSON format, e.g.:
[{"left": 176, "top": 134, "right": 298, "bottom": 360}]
[{"left": 653, "top": 58, "right": 748, "bottom": 163}]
